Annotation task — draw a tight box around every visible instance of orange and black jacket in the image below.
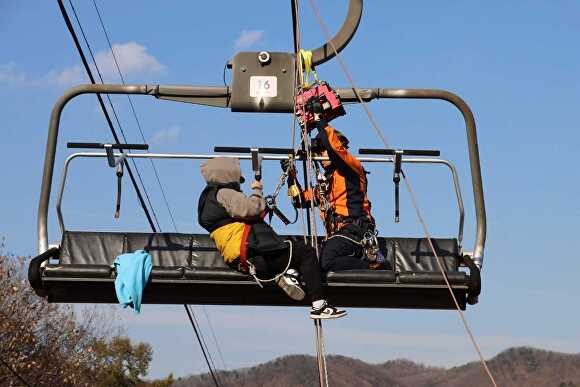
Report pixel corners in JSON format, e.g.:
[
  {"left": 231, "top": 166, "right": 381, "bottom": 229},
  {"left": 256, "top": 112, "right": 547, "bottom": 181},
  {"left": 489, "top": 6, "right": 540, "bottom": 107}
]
[{"left": 291, "top": 121, "right": 372, "bottom": 233}]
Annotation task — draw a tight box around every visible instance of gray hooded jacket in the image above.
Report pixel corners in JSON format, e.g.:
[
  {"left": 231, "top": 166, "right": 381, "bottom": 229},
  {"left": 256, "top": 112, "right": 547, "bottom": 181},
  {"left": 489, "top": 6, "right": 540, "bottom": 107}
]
[{"left": 200, "top": 157, "right": 265, "bottom": 219}]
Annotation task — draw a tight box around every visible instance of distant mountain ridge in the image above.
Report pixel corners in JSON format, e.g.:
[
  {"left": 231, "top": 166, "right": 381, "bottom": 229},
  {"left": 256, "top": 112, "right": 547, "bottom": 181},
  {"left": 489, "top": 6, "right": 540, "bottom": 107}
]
[{"left": 172, "top": 347, "right": 580, "bottom": 387}]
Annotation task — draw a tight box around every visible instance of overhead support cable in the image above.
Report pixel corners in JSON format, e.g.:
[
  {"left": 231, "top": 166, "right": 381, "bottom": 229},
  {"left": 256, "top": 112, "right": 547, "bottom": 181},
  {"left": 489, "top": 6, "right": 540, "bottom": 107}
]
[
  {"left": 89, "top": 2, "right": 227, "bottom": 376},
  {"left": 201, "top": 306, "right": 229, "bottom": 372},
  {"left": 188, "top": 305, "right": 223, "bottom": 386},
  {"left": 58, "top": 2, "right": 222, "bottom": 384},
  {"left": 184, "top": 305, "right": 222, "bottom": 387},
  {"left": 91, "top": 2, "right": 224, "bottom": 382},
  {"left": 306, "top": 1, "right": 497, "bottom": 386},
  {"left": 65, "top": 0, "right": 161, "bottom": 231},
  {"left": 56, "top": 0, "right": 159, "bottom": 232}
]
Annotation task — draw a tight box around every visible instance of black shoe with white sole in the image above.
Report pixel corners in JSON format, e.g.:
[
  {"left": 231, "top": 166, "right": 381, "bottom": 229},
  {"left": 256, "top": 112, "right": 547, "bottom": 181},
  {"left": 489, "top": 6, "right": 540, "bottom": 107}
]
[
  {"left": 276, "top": 272, "right": 306, "bottom": 301},
  {"left": 310, "top": 302, "right": 348, "bottom": 320}
]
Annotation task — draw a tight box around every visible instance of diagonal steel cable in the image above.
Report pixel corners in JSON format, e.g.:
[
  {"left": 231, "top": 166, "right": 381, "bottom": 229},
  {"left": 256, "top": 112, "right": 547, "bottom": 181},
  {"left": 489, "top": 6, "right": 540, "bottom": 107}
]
[
  {"left": 64, "top": 2, "right": 223, "bottom": 384},
  {"left": 65, "top": 0, "right": 161, "bottom": 231},
  {"left": 306, "top": 1, "right": 497, "bottom": 385}
]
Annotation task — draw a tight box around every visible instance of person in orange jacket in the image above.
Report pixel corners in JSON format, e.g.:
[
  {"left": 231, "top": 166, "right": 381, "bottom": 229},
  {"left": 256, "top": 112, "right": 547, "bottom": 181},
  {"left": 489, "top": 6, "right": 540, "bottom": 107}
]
[{"left": 285, "top": 119, "right": 384, "bottom": 273}]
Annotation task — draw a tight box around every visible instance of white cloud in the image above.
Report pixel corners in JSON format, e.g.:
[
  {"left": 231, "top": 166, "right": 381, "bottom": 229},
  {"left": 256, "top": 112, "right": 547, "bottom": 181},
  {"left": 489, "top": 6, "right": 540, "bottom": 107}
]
[
  {"left": 0, "top": 62, "right": 27, "bottom": 84},
  {"left": 234, "top": 30, "right": 264, "bottom": 49},
  {"left": 49, "top": 66, "right": 86, "bottom": 85},
  {"left": 150, "top": 125, "right": 182, "bottom": 145},
  {"left": 50, "top": 41, "right": 165, "bottom": 86},
  {"left": 96, "top": 41, "right": 165, "bottom": 78}
]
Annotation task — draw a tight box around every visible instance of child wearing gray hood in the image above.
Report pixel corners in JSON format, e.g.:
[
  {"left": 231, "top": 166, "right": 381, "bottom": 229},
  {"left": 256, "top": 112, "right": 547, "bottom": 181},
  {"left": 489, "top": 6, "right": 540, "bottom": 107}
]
[{"left": 198, "top": 157, "right": 346, "bottom": 319}]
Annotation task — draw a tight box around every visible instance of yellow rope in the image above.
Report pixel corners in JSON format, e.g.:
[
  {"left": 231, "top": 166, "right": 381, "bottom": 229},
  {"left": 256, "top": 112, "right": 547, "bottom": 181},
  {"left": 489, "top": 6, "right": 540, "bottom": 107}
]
[{"left": 299, "top": 49, "right": 318, "bottom": 88}]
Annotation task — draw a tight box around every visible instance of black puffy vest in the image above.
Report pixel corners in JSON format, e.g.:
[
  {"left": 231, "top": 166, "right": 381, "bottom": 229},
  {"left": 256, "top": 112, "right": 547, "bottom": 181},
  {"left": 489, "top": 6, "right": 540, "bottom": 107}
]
[
  {"left": 198, "top": 183, "right": 239, "bottom": 233},
  {"left": 197, "top": 183, "right": 286, "bottom": 254}
]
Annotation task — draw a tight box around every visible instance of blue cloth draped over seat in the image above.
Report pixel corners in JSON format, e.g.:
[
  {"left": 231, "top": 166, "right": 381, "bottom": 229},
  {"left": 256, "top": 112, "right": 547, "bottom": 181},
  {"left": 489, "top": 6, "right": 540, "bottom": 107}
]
[{"left": 113, "top": 250, "right": 152, "bottom": 313}]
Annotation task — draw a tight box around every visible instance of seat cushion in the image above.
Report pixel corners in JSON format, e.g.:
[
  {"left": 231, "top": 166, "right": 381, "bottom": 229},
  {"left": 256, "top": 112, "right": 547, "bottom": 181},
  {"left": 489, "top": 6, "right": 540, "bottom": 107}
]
[
  {"left": 61, "top": 231, "right": 125, "bottom": 265},
  {"left": 125, "top": 233, "right": 193, "bottom": 267},
  {"left": 390, "top": 237, "right": 459, "bottom": 272}
]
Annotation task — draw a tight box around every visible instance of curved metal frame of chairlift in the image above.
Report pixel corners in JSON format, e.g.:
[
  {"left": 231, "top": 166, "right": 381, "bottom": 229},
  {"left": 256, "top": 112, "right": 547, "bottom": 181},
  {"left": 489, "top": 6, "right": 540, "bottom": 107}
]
[{"left": 37, "top": 85, "right": 486, "bottom": 266}]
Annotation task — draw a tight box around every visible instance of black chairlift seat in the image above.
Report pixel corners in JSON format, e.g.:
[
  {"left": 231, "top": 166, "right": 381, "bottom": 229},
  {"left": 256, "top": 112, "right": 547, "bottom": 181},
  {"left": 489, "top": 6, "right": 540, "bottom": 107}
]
[{"left": 29, "top": 231, "right": 479, "bottom": 310}]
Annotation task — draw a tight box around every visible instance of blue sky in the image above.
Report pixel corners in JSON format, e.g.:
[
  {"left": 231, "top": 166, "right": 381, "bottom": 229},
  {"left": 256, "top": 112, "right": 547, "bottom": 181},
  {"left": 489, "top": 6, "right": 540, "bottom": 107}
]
[{"left": 2, "top": 0, "right": 580, "bottom": 380}]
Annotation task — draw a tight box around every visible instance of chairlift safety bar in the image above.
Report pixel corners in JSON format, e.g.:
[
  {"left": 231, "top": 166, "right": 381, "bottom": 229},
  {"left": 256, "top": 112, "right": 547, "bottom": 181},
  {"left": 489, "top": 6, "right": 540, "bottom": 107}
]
[{"left": 54, "top": 152, "right": 465, "bottom": 248}]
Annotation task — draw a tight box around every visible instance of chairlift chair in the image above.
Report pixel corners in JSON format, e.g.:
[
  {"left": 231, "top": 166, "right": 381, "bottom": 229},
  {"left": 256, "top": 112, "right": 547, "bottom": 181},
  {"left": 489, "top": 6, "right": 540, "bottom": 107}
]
[{"left": 28, "top": 0, "right": 485, "bottom": 310}]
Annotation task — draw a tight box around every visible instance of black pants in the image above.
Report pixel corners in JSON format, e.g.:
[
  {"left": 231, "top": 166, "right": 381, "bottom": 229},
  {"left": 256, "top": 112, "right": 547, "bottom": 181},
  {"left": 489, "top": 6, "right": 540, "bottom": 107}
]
[
  {"left": 251, "top": 239, "right": 324, "bottom": 302},
  {"left": 321, "top": 225, "right": 369, "bottom": 273}
]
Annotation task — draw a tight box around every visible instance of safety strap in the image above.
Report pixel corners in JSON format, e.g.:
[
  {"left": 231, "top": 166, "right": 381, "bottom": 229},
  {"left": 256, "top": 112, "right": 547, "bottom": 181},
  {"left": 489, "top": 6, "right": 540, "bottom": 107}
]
[
  {"left": 299, "top": 49, "right": 319, "bottom": 88},
  {"left": 265, "top": 195, "right": 292, "bottom": 225},
  {"left": 114, "top": 173, "right": 122, "bottom": 218},
  {"left": 247, "top": 240, "right": 294, "bottom": 287},
  {"left": 114, "top": 155, "right": 125, "bottom": 219},
  {"left": 393, "top": 150, "right": 403, "bottom": 223},
  {"left": 239, "top": 224, "right": 252, "bottom": 272}
]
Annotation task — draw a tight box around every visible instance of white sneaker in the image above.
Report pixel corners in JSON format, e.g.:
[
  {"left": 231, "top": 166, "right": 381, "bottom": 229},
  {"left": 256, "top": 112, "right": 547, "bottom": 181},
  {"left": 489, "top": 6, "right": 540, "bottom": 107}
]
[
  {"left": 310, "top": 302, "right": 348, "bottom": 320},
  {"left": 276, "top": 270, "right": 305, "bottom": 301}
]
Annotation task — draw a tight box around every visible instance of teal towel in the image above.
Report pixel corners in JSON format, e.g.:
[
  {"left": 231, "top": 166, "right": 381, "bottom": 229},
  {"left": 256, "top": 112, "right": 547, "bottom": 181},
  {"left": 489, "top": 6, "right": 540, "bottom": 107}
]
[{"left": 114, "top": 250, "right": 152, "bottom": 313}]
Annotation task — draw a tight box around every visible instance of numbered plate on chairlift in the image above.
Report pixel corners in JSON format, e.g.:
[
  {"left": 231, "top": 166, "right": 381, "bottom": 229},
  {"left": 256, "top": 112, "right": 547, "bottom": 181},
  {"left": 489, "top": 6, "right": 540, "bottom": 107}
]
[{"left": 249, "top": 76, "right": 277, "bottom": 98}]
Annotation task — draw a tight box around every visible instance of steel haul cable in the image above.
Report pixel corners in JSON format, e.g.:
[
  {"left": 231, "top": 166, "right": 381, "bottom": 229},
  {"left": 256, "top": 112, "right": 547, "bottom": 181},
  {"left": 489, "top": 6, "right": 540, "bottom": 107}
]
[
  {"left": 184, "top": 305, "right": 222, "bottom": 387},
  {"left": 306, "top": 1, "right": 497, "bottom": 385},
  {"left": 66, "top": 0, "right": 162, "bottom": 231},
  {"left": 187, "top": 305, "right": 224, "bottom": 387},
  {"left": 89, "top": 3, "right": 228, "bottom": 377},
  {"left": 90, "top": 0, "right": 178, "bottom": 232},
  {"left": 58, "top": 2, "right": 223, "bottom": 385},
  {"left": 57, "top": 0, "right": 160, "bottom": 232}
]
